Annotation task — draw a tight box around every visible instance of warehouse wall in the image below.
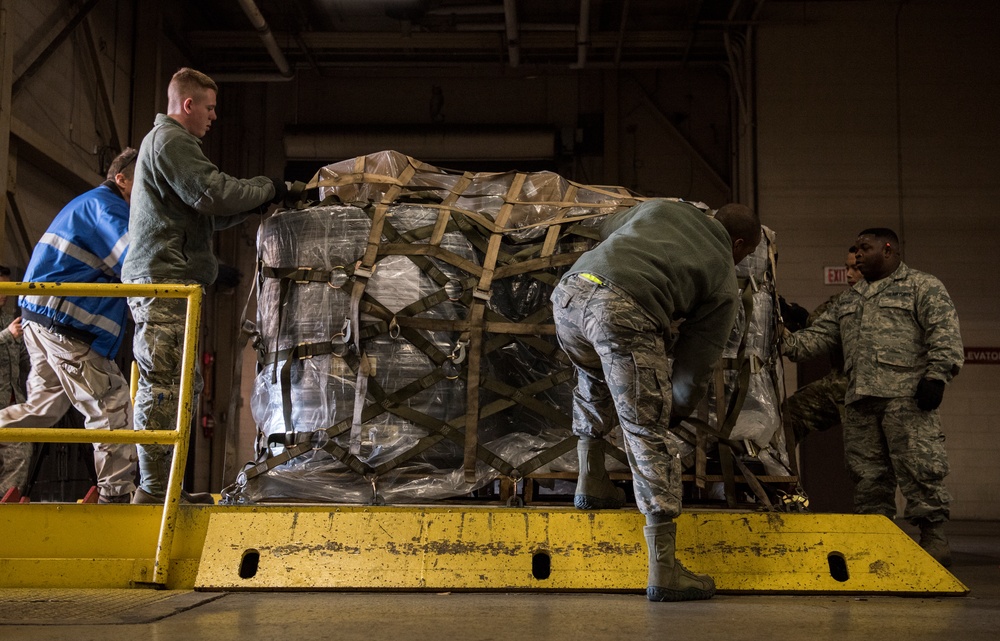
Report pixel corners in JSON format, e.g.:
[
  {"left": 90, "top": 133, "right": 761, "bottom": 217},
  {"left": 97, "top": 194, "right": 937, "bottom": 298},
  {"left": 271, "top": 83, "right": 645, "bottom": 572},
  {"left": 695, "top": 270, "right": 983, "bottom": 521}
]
[
  {"left": 3, "top": 0, "right": 136, "bottom": 267},
  {"left": 254, "top": 66, "right": 733, "bottom": 204},
  {"left": 756, "top": 0, "right": 1000, "bottom": 519}
]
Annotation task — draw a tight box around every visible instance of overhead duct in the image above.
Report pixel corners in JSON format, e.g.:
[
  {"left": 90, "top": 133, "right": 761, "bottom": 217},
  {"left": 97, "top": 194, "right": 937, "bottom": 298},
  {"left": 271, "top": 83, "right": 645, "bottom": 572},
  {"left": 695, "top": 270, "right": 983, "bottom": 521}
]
[
  {"left": 503, "top": 0, "right": 520, "bottom": 68},
  {"left": 231, "top": 0, "right": 293, "bottom": 80},
  {"left": 283, "top": 126, "right": 557, "bottom": 163},
  {"left": 571, "top": 0, "right": 591, "bottom": 69}
]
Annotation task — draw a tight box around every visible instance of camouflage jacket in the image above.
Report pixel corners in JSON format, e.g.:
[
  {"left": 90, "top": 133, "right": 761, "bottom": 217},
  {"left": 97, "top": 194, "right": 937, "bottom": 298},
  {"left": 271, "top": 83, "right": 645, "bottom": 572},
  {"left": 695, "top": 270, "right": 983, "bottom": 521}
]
[
  {"left": 0, "top": 308, "right": 26, "bottom": 408},
  {"left": 807, "top": 289, "right": 849, "bottom": 373},
  {"left": 783, "top": 263, "right": 963, "bottom": 404}
]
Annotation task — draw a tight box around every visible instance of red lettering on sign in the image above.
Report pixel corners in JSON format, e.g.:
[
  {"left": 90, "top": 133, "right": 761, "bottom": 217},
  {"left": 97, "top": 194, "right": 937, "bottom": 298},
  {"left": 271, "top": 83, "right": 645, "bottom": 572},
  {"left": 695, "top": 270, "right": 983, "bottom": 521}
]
[{"left": 824, "top": 266, "right": 847, "bottom": 286}]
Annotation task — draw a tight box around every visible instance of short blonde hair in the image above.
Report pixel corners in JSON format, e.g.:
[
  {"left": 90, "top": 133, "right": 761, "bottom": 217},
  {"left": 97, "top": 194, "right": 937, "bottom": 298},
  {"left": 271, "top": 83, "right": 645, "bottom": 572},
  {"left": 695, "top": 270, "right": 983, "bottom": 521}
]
[{"left": 168, "top": 67, "right": 218, "bottom": 105}]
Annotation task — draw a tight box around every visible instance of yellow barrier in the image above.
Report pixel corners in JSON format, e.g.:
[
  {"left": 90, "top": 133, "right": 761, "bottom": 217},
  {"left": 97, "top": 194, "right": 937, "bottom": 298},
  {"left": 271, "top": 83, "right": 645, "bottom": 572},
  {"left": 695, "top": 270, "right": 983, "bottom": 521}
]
[{"left": 0, "top": 281, "right": 202, "bottom": 586}]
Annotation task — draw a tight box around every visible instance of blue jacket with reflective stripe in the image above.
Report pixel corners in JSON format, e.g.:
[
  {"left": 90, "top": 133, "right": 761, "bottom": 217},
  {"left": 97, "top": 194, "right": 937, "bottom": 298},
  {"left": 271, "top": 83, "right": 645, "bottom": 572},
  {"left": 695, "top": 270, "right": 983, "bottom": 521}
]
[{"left": 19, "top": 182, "right": 130, "bottom": 359}]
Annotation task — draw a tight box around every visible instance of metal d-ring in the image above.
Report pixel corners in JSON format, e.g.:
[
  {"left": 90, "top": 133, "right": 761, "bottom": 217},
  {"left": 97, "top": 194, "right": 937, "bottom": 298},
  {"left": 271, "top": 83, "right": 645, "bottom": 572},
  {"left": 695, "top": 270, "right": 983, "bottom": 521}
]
[
  {"left": 328, "top": 265, "right": 348, "bottom": 289},
  {"left": 310, "top": 430, "right": 330, "bottom": 450},
  {"left": 449, "top": 340, "right": 467, "bottom": 365},
  {"left": 330, "top": 330, "right": 349, "bottom": 358},
  {"left": 505, "top": 473, "right": 525, "bottom": 507},
  {"left": 445, "top": 278, "right": 464, "bottom": 301},
  {"left": 368, "top": 475, "right": 385, "bottom": 506}
]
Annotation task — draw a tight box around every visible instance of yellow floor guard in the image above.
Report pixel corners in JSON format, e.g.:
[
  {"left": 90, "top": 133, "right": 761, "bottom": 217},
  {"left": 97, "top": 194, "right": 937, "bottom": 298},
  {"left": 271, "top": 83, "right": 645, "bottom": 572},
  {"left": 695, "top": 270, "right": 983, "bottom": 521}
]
[{"left": 0, "top": 504, "right": 967, "bottom": 595}]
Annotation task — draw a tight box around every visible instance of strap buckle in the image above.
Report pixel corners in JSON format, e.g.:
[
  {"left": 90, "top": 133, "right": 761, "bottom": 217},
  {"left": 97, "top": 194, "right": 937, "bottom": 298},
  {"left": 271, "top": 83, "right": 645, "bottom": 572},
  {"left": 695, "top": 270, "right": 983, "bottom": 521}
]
[{"left": 353, "top": 263, "right": 375, "bottom": 280}]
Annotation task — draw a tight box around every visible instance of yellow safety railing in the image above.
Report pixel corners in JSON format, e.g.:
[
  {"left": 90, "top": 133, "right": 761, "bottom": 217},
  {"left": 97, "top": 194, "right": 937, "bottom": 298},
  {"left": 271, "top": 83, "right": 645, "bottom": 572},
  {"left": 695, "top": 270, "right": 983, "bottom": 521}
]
[{"left": 0, "top": 281, "right": 203, "bottom": 587}]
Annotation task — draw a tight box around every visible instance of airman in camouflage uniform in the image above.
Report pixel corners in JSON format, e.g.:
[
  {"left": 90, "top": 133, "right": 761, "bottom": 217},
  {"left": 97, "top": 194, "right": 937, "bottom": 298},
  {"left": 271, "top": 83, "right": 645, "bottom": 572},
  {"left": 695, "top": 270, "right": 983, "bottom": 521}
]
[
  {"left": 123, "top": 68, "right": 279, "bottom": 503},
  {"left": 0, "top": 270, "right": 31, "bottom": 495},
  {"left": 783, "top": 228, "right": 962, "bottom": 566},
  {"left": 783, "top": 247, "right": 861, "bottom": 443},
  {"left": 552, "top": 199, "right": 761, "bottom": 601}
]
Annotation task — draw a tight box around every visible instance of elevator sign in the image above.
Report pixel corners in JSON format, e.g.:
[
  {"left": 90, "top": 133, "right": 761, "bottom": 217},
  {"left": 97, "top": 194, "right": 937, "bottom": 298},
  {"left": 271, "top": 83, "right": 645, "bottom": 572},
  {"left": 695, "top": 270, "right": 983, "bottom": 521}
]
[
  {"left": 824, "top": 266, "right": 847, "bottom": 285},
  {"left": 964, "top": 347, "right": 1000, "bottom": 365}
]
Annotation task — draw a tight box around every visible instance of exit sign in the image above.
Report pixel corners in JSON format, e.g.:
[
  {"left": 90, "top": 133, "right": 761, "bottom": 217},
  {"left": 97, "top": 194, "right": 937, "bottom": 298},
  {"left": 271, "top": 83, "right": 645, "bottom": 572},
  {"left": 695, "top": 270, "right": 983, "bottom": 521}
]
[{"left": 824, "top": 266, "right": 847, "bottom": 285}]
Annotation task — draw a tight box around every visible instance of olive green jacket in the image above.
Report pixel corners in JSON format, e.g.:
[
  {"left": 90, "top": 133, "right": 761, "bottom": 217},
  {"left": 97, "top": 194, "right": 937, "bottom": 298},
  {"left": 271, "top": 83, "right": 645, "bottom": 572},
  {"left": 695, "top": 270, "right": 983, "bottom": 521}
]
[
  {"left": 123, "top": 114, "right": 274, "bottom": 286},
  {"left": 568, "top": 199, "right": 739, "bottom": 414}
]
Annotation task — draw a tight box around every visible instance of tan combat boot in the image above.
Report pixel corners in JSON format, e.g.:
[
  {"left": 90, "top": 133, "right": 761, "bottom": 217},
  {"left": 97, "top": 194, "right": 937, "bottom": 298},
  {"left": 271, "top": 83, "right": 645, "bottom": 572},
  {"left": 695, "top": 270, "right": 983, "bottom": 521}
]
[
  {"left": 919, "top": 520, "right": 952, "bottom": 568},
  {"left": 574, "top": 436, "right": 625, "bottom": 510},
  {"left": 644, "top": 521, "right": 716, "bottom": 602}
]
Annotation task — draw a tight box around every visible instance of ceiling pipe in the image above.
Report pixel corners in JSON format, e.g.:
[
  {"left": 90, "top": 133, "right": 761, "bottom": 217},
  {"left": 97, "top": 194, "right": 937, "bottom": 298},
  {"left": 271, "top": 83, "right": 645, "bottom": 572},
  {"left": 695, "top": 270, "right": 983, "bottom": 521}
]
[
  {"left": 503, "top": 0, "right": 520, "bottom": 68},
  {"left": 614, "top": 0, "right": 631, "bottom": 68},
  {"left": 426, "top": 5, "right": 505, "bottom": 16},
  {"left": 455, "top": 23, "right": 576, "bottom": 32},
  {"left": 235, "top": 0, "right": 294, "bottom": 78},
  {"left": 212, "top": 72, "right": 296, "bottom": 83},
  {"left": 570, "top": 0, "right": 591, "bottom": 69}
]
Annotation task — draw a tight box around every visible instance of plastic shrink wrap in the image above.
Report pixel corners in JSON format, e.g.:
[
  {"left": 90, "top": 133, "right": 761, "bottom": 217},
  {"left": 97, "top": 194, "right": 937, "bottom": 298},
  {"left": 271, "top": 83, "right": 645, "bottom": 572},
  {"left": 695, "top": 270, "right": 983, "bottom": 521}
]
[{"left": 224, "top": 151, "right": 787, "bottom": 504}]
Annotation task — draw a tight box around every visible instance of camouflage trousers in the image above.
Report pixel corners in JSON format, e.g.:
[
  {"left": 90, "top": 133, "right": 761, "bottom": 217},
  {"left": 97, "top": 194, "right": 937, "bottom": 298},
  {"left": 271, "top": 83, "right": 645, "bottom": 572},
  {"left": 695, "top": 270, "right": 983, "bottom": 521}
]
[
  {"left": 784, "top": 369, "right": 847, "bottom": 444},
  {"left": 128, "top": 280, "right": 204, "bottom": 497},
  {"left": 0, "top": 392, "right": 31, "bottom": 497},
  {"left": 551, "top": 274, "right": 683, "bottom": 519},
  {"left": 844, "top": 396, "right": 951, "bottom": 524}
]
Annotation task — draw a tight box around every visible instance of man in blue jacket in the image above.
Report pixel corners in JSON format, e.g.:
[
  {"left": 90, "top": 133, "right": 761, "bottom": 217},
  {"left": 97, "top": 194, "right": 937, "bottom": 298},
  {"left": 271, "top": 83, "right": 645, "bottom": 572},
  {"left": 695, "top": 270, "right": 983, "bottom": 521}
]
[{"left": 0, "top": 148, "right": 139, "bottom": 503}]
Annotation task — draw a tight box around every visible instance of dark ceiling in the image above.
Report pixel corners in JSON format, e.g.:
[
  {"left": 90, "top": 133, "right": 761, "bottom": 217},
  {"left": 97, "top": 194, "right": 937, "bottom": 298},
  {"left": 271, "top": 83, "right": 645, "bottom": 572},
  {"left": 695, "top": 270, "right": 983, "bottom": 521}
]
[{"left": 171, "top": 0, "right": 768, "bottom": 75}]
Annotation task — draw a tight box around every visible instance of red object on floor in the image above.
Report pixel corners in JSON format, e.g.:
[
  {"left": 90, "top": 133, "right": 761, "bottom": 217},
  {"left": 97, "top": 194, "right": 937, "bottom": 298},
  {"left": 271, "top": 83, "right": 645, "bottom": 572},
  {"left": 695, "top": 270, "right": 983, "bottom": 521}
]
[
  {"left": 1, "top": 487, "right": 21, "bottom": 503},
  {"left": 81, "top": 485, "right": 100, "bottom": 504}
]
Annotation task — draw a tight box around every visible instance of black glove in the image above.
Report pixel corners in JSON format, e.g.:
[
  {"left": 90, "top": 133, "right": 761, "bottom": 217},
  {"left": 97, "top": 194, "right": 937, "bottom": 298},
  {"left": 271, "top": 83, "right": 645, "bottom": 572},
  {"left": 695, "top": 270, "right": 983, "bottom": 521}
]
[
  {"left": 269, "top": 177, "right": 289, "bottom": 205},
  {"left": 778, "top": 296, "right": 810, "bottom": 332},
  {"left": 915, "top": 377, "right": 945, "bottom": 411}
]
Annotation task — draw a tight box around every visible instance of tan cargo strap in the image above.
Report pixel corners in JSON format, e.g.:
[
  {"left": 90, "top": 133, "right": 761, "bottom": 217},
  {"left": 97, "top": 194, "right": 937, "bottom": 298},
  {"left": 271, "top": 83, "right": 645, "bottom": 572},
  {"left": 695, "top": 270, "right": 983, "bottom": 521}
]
[
  {"left": 348, "top": 162, "right": 418, "bottom": 456},
  {"left": 715, "top": 275, "right": 774, "bottom": 509},
  {"left": 460, "top": 173, "right": 526, "bottom": 482}
]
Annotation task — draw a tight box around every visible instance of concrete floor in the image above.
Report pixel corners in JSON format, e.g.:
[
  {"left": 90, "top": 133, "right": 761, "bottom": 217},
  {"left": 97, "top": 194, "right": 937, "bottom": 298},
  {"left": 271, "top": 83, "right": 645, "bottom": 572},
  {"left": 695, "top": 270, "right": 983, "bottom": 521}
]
[{"left": 4, "top": 520, "right": 998, "bottom": 641}]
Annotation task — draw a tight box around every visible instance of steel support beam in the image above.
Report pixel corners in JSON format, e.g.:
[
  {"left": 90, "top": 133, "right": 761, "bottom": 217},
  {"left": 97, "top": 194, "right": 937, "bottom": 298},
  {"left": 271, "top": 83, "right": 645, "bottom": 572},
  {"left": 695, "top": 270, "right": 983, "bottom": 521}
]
[
  {"left": 82, "top": 15, "right": 125, "bottom": 151},
  {"left": 9, "top": 116, "right": 98, "bottom": 192},
  {"left": 0, "top": 0, "right": 13, "bottom": 254},
  {"left": 630, "top": 77, "right": 731, "bottom": 198},
  {"left": 11, "top": 0, "right": 101, "bottom": 98}
]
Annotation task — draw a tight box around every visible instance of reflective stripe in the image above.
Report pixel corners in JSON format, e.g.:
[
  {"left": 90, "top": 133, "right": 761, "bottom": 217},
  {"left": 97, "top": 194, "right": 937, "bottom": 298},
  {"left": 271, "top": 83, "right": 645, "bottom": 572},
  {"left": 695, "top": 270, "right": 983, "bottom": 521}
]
[
  {"left": 21, "top": 295, "right": 122, "bottom": 337},
  {"left": 104, "top": 232, "right": 129, "bottom": 269},
  {"left": 39, "top": 233, "right": 116, "bottom": 279},
  {"left": 578, "top": 272, "right": 603, "bottom": 286}
]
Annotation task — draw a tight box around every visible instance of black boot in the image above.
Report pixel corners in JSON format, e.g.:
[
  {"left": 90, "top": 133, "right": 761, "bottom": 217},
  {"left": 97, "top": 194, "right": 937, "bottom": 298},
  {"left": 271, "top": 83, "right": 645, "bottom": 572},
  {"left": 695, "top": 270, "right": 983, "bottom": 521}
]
[
  {"left": 918, "top": 520, "right": 952, "bottom": 568},
  {"left": 574, "top": 436, "right": 625, "bottom": 510},
  {"left": 644, "top": 521, "right": 716, "bottom": 602}
]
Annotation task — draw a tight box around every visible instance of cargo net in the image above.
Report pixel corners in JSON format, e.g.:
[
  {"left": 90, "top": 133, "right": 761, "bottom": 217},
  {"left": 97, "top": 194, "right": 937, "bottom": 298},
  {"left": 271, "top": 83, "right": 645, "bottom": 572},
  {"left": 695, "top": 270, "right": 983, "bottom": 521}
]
[{"left": 222, "top": 150, "right": 795, "bottom": 507}]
